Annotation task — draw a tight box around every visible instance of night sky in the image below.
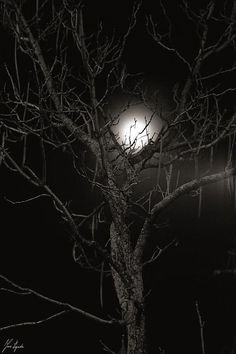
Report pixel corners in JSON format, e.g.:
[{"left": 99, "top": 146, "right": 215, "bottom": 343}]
[{"left": 0, "top": 1, "right": 236, "bottom": 353}]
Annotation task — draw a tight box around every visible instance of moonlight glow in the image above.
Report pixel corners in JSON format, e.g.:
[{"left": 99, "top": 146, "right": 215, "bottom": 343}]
[{"left": 113, "top": 104, "right": 162, "bottom": 152}]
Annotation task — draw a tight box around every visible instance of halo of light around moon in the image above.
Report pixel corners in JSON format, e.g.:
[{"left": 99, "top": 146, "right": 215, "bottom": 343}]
[{"left": 112, "top": 104, "right": 162, "bottom": 152}]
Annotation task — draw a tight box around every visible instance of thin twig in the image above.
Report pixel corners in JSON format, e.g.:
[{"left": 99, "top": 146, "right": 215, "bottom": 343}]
[
  {"left": 196, "top": 301, "right": 206, "bottom": 354},
  {"left": 0, "top": 310, "right": 69, "bottom": 332},
  {"left": 4, "top": 194, "right": 50, "bottom": 204},
  {"left": 0, "top": 274, "right": 121, "bottom": 326}
]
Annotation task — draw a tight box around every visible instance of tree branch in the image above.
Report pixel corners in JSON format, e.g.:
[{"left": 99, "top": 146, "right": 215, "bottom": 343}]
[
  {"left": 2, "top": 0, "right": 100, "bottom": 156},
  {"left": 134, "top": 167, "right": 236, "bottom": 263},
  {"left": 0, "top": 310, "right": 69, "bottom": 332},
  {"left": 150, "top": 167, "right": 236, "bottom": 220},
  {"left": 0, "top": 274, "right": 122, "bottom": 327}
]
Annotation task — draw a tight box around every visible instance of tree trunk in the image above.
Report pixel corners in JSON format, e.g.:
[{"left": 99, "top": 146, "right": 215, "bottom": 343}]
[
  {"left": 126, "top": 301, "right": 147, "bottom": 354},
  {"left": 112, "top": 268, "right": 147, "bottom": 354},
  {"left": 110, "top": 223, "right": 147, "bottom": 354}
]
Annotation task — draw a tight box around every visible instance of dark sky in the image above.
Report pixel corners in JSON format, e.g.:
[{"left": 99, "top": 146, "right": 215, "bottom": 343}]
[{"left": 0, "top": 1, "right": 236, "bottom": 353}]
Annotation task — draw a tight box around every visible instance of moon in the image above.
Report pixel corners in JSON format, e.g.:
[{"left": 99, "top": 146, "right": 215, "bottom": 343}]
[{"left": 113, "top": 104, "right": 162, "bottom": 152}]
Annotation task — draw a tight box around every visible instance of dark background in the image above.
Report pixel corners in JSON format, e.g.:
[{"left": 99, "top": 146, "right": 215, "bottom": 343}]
[{"left": 0, "top": 1, "right": 236, "bottom": 353}]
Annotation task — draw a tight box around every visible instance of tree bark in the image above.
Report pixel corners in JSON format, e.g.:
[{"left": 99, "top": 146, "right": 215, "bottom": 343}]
[
  {"left": 126, "top": 283, "right": 147, "bottom": 354},
  {"left": 110, "top": 223, "right": 147, "bottom": 354}
]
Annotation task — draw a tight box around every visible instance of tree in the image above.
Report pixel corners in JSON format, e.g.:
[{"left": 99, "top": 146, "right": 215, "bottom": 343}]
[{"left": 0, "top": 1, "right": 236, "bottom": 353}]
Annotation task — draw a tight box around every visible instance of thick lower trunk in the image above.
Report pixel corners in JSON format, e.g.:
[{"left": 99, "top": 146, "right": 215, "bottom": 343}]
[
  {"left": 126, "top": 306, "right": 147, "bottom": 354},
  {"left": 110, "top": 223, "right": 147, "bottom": 353},
  {"left": 112, "top": 266, "right": 147, "bottom": 353}
]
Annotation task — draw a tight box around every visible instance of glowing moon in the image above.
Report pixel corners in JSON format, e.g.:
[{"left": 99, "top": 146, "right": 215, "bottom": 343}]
[
  {"left": 113, "top": 104, "right": 161, "bottom": 152},
  {"left": 119, "top": 115, "right": 153, "bottom": 150}
]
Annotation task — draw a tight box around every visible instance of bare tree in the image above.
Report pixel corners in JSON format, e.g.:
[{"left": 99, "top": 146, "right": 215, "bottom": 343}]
[{"left": 0, "top": 1, "right": 236, "bottom": 353}]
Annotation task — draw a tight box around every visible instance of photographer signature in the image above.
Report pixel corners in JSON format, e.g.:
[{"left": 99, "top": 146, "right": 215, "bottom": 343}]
[{"left": 2, "top": 339, "right": 24, "bottom": 353}]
